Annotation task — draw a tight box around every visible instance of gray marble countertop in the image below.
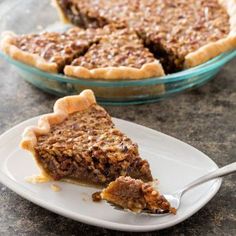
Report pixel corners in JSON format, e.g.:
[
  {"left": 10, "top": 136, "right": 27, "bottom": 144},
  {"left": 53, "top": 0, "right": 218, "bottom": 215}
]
[{"left": 0, "top": 1, "right": 236, "bottom": 235}]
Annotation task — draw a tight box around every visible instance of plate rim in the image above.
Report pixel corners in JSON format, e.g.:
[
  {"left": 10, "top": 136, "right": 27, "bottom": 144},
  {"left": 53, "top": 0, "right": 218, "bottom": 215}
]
[{"left": 0, "top": 116, "right": 222, "bottom": 232}]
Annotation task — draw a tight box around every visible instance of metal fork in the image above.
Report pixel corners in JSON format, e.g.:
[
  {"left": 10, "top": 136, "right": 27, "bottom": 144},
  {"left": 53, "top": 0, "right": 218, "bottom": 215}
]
[{"left": 107, "top": 162, "right": 236, "bottom": 216}]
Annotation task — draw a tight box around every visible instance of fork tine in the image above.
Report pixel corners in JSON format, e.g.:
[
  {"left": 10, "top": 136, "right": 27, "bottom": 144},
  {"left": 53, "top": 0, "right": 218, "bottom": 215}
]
[{"left": 108, "top": 202, "right": 124, "bottom": 211}]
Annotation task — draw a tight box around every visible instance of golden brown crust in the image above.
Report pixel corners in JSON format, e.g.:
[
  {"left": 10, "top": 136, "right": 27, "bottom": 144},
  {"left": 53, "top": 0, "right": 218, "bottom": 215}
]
[
  {"left": 184, "top": 0, "right": 236, "bottom": 68},
  {"left": 0, "top": 32, "right": 58, "bottom": 73},
  {"left": 52, "top": 0, "right": 70, "bottom": 24},
  {"left": 219, "top": 0, "right": 236, "bottom": 34},
  {"left": 64, "top": 61, "right": 165, "bottom": 80}
]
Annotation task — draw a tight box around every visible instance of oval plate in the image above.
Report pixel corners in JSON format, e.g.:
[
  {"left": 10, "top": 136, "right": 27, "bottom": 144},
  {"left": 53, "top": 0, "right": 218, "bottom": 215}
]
[{"left": 0, "top": 117, "right": 221, "bottom": 232}]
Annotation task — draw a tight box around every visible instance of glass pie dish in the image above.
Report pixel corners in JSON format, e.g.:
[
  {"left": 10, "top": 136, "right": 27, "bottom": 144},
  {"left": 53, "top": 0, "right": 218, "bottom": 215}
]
[{"left": 0, "top": 0, "right": 236, "bottom": 105}]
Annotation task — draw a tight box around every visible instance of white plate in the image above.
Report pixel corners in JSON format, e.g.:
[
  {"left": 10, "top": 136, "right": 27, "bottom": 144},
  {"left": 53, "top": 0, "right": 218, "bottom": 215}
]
[{"left": 0, "top": 117, "right": 221, "bottom": 232}]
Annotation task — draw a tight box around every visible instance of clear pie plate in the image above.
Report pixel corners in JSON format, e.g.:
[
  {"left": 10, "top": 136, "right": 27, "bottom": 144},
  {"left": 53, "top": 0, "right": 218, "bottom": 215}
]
[{"left": 0, "top": 0, "right": 236, "bottom": 105}]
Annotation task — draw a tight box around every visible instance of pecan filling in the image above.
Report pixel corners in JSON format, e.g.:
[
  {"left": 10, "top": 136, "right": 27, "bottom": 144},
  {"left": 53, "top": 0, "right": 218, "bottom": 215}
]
[
  {"left": 71, "top": 28, "right": 156, "bottom": 69},
  {"left": 35, "top": 104, "right": 153, "bottom": 185},
  {"left": 57, "top": 0, "right": 231, "bottom": 72}
]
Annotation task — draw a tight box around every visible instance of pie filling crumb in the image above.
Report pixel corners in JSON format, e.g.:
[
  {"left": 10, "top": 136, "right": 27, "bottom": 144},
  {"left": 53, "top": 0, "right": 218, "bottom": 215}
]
[
  {"left": 92, "top": 191, "right": 102, "bottom": 202},
  {"left": 101, "top": 176, "right": 176, "bottom": 214},
  {"left": 35, "top": 104, "right": 153, "bottom": 186},
  {"left": 51, "top": 184, "right": 61, "bottom": 192}
]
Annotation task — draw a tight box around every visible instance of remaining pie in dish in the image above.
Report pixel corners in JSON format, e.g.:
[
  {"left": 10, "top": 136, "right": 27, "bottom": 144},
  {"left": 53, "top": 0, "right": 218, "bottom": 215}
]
[
  {"left": 20, "top": 90, "right": 153, "bottom": 185},
  {"left": 0, "top": 27, "right": 103, "bottom": 73},
  {"left": 64, "top": 27, "right": 164, "bottom": 79},
  {"left": 55, "top": 0, "right": 236, "bottom": 73},
  {"left": 101, "top": 176, "right": 176, "bottom": 214}
]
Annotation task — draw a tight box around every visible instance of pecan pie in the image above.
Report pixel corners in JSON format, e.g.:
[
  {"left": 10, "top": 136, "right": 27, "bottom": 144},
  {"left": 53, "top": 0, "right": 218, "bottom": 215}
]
[
  {"left": 101, "top": 176, "right": 176, "bottom": 214},
  {"left": 20, "top": 90, "right": 153, "bottom": 186},
  {"left": 55, "top": 0, "right": 236, "bottom": 73},
  {"left": 64, "top": 27, "right": 164, "bottom": 79},
  {"left": 0, "top": 27, "right": 102, "bottom": 73}
]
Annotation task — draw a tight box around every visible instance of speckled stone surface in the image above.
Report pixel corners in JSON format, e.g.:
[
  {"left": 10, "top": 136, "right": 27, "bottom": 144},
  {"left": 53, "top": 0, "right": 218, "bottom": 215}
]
[{"left": 0, "top": 2, "right": 236, "bottom": 236}]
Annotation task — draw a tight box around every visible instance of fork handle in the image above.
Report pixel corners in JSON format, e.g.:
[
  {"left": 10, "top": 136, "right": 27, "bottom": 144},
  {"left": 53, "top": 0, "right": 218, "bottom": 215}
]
[{"left": 181, "top": 162, "right": 236, "bottom": 196}]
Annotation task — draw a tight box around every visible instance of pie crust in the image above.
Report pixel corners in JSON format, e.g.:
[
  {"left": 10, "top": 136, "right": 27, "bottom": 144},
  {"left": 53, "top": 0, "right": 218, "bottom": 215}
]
[
  {"left": 1, "top": 31, "right": 58, "bottom": 73},
  {"left": 64, "top": 62, "right": 164, "bottom": 80},
  {"left": 52, "top": 0, "right": 70, "bottom": 24}
]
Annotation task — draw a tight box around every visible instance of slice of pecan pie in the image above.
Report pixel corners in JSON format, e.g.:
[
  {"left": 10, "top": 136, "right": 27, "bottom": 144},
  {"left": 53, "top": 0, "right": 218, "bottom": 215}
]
[
  {"left": 20, "top": 90, "right": 153, "bottom": 186},
  {"left": 101, "top": 176, "right": 176, "bottom": 214},
  {"left": 55, "top": 0, "right": 236, "bottom": 73},
  {"left": 64, "top": 27, "right": 164, "bottom": 79},
  {"left": 0, "top": 27, "right": 102, "bottom": 73}
]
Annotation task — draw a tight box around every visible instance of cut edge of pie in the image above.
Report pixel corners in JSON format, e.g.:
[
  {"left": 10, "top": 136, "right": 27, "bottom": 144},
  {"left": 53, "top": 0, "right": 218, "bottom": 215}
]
[
  {"left": 53, "top": 0, "right": 108, "bottom": 29},
  {"left": 184, "top": 0, "right": 236, "bottom": 68},
  {"left": 101, "top": 176, "right": 176, "bottom": 214},
  {"left": 0, "top": 31, "right": 58, "bottom": 73},
  {"left": 20, "top": 89, "right": 96, "bottom": 180},
  {"left": 64, "top": 61, "right": 165, "bottom": 80},
  {"left": 52, "top": 0, "right": 71, "bottom": 24}
]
